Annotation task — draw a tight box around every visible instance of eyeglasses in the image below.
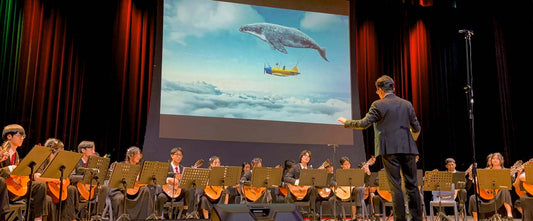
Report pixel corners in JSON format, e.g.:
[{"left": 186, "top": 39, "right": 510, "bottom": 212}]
[{"left": 15, "top": 132, "right": 26, "bottom": 139}]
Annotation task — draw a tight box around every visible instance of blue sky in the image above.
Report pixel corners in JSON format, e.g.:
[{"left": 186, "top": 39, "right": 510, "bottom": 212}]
[{"left": 161, "top": 0, "right": 352, "bottom": 124}]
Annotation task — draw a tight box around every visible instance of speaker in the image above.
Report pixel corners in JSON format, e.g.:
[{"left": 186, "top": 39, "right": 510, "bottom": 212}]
[{"left": 211, "top": 203, "right": 303, "bottom": 221}]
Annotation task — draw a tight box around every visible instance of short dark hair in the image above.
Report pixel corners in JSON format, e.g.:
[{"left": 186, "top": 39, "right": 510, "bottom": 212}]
[
  {"left": 2, "top": 124, "right": 25, "bottom": 140},
  {"left": 445, "top": 158, "right": 455, "bottom": 165},
  {"left": 170, "top": 147, "right": 183, "bottom": 155},
  {"left": 209, "top": 156, "right": 219, "bottom": 165},
  {"left": 376, "top": 75, "right": 395, "bottom": 92},
  {"left": 339, "top": 156, "right": 350, "bottom": 165},
  {"left": 77, "top": 141, "right": 95, "bottom": 153},
  {"left": 299, "top": 149, "right": 312, "bottom": 162},
  {"left": 44, "top": 138, "right": 64, "bottom": 152}
]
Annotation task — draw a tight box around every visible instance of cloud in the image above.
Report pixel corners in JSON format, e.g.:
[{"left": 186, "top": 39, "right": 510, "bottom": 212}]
[
  {"left": 161, "top": 80, "right": 351, "bottom": 124},
  {"left": 300, "top": 12, "right": 344, "bottom": 32},
  {"left": 164, "top": 0, "right": 264, "bottom": 45}
]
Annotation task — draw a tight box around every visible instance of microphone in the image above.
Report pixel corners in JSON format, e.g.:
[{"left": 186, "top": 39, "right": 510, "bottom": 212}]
[
  {"left": 458, "top": 29, "right": 474, "bottom": 35},
  {"left": 78, "top": 167, "right": 99, "bottom": 173}
]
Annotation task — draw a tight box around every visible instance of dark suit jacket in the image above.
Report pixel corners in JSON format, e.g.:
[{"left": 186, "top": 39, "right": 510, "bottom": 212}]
[
  {"left": 284, "top": 163, "right": 304, "bottom": 185},
  {"left": 345, "top": 93, "right": 421, "bottom": 156},
  {"left": 167, "top": 163, "right": 183, "bottom": 177}
]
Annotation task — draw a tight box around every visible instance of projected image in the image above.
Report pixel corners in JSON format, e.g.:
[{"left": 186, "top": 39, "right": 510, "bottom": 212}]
[{"left": 161, "top": 0, "right": 351, "bottom": 124}]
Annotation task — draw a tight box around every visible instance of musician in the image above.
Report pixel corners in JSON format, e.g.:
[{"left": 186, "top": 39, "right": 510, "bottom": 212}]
[
  {"left": 283, "top": 149, "right": 320, "bottom": 218},
  {"left": 200, "top": 156, "right": 229, "bottom": 219},
  {"left": 468, "top": 152, "right": 514, "bottom": 220},
  {"left": 69, "top": 141, "right": 102, "bottom": 218},
  {"left": 432, "top": 158, "right": 468, "bottom": 217},
  {"left": 0, "top": 124, "right": 49, "bottom": 221},
  {"left": 155, "top": 147, "right": 196, "bottom": 219},
  {"left": 241, "top": 161, "right": 251, "bottom": 179},
  {"left": 107, "top": 146, "right": 154, "bottom": 219},
  {"left": 329, "top": 156, "right": 367, "bottom": 220},
  {"left": 240, "top": 157, "right": 279, "bottom": 204},
  {"left": 513, "top": 159, "right": 533, "bottom": 220},
  {"left": 33, "top": 138, "right": 79, "bottom": 221}
]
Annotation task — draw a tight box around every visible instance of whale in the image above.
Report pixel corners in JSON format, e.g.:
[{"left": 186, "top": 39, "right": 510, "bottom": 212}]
[{"left": 239, "top": 23, "right": 328, "bottom": 62}]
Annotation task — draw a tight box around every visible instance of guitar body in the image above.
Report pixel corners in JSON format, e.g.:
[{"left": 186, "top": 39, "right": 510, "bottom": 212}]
[
  {"left": 318, "top": 187, "right": 332, "bottom": 199},
  {"left": 126, "top": 182, "right": 146, "bottom": 196},
  {"left": 6, "top": 175, "right": 30, "bottom": 200},
  {"left": 522, "top": 182, "right": 533, "bottom": 197},
  {"left": 335, "top": 186, "right": 354, "bottom": 201},
  {"left": 365, "top": 187, "right": 377, "bottom": 200},
  {"left": 279, "top": 186, "right": 288, "bottom": 197},
  {"left": 242, "top": 185, "right": 266, "bottom": 202},
  {"left": 76, "top": 182, "right": 97, "bottom": 201},
  {"left": 47, "top": 178, "right": 71, "bottom": 204},
  {"left": 287, "top": 184, "right": 310, "bottom": 200},
  {"left": 162, "top": 174, "right": 182, "bottom": 198},
  {"left": 478, "top": 189, "right": 498, "bottom": 200},
  {"left": 204, "top": 185, "right": 223, "bottom": 202},
  {"left": 377, "top": 187, "right": 392, "bottom": 202}
]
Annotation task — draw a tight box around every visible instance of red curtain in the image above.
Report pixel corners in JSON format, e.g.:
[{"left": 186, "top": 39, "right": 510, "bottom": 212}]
[{"left": 1, "top": 0, "right": 155, "bottom": 160}]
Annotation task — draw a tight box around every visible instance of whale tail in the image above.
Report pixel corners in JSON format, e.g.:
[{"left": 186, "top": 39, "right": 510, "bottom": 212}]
[{"left": 318, "top": 47, "right": 328, "bottom": 62}]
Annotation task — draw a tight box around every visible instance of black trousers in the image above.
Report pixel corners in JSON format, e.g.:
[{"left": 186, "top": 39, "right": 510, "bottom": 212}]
[{"left": 381, "top": 154, "right": 422, "bottom": 221}]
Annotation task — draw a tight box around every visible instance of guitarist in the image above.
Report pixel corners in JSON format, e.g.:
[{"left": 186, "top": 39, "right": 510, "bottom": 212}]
[
  {"left": 513, "top": 159, "right": 533, "bottom": 220},
  {"left": 240, "top": 157, "right": 279, "bottom": 203},
  {"left": 155, "top": 147, "right": 196, "bottom": 219},
  {"left": 34, "top": 138, "right": 79, "bottom": 221},
  {"left": 0, "top": 124, "right": 48, "bottom": 221},
  {"left": 468, "top": 152, "right": 514, "bottom": 221},
  {"left": 199, "top": 156, "right": 234, "bottom": 219},
  {"left": 106, "top": 146, "right": 154, "bottom": 219},
  {"left": 283, "top": 149, "right": 319, "bottom": 218},
  {"left": 329, "top": 156, "right": 369, "bottom": 220}
]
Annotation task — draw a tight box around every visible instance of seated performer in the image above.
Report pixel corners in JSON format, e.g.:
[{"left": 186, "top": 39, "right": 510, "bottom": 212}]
[
  {"left": 106, "top": 146, "right": 154, "bottom": 219},
  {"left": 330, "top": 156, "right": 367, "bottom": 220},
  {"left": 240, "top": 157, "right": 278, "bottom": 204},
  {"left": 200, "top": 156, "right": 229, "bottom": 219},
  {"left": 512, "top": 158, "right": 533, "bottom": 220},
  {"left": 0, "top": 124, "right": 49, "bottom": 221},
  {"left": 155, "top": 147, "right": 196, "bottom": 219},
  {"left": 468, "top": 152, "right": 514, "bottom": 220},
  {"left": 433, "top": 158, "right": 468, "bottom": 216},
  {"left": 283, "top": 149, "right": 319, "bottom": 218},
  {"left": 70, "top": 141, "right": 100, "bottom": 218},
  {"left": 34, "top": 138, "right": 79, "bottom": 221}
]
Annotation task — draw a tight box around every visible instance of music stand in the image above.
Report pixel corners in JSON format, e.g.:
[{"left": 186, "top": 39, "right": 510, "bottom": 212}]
[
  {"left": 298, "top": 169, "right": 328, "bottom": 187},
  {"left": 40, "top": 150, "right": 82, "bottom": 220},
  {"left": 108, "top": 163, "right": 141, "bottom": 221},
  {"left": 335, "top": 169, "right": 366, "bottom": 220},
  {"left": 525, "top": 164, "right": 533, "bottom": 184},
  {"left": 477, "top": 169, "right": 512, "bottom": 220},
  {"left": 10, "top": 145, "right": 52, "bottom": 221},
  {"left": 180, "top": 168, "right": 210, "bottom": 219},
  {"left": 250, "top": 167, "right": 283, "bottom": 203},
  {"left": 136, "top": 161, "right": 170, "bottom": 220},
  {"left": 81, "top": 156, "right": 110, "bottom": 221},
  {"left": 423, "top": 171, "right": 453, "bottom": 221}
]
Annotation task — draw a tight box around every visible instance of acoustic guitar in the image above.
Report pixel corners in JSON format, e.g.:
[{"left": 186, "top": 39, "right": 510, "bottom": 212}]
[
  {"left": 513, "top": 160, "right": 533, "bottom": 197},
  {"left": 47, "top": 178, "right": 71, "bottom": 203},
  {"left": 335, "top": 156, "right": 376, "bottom": 201},
  {"left": 204, "top": 185, "right": 224, "bottom": 202},
  {"left": 162, "top": 159, "right": 204, "bottom": 198},
  {"left": 6, "top": 175, "right": 30, "bottom": 201},
  {"left": 478, "top": 160, "right": 522, "bottom": 200},
  {"left": 287, "top": 183, "right": 311, "bottom": 200},
  {"left": 242, "top": 185, "right": 267, "bottom": 202},
  {"left": 317, "top": 160, "right": 333, "bottom": 199},
  {"left": 77, "top": 182, "right": 96, "bottom": 201}
]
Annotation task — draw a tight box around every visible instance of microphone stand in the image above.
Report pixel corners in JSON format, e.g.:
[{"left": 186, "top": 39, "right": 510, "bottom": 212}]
[
  {"left": 57, "top": 165, "right": 66, "bottom": 220},
  {"left": 460, "top": 29, "right": 481, "bottom": 216},
  {"left": 89, "top": 170, "right": 103, "bottom": 221}
]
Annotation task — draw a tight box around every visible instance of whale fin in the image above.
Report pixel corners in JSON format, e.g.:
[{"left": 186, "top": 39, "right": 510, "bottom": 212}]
[
  {"left": 268, "top": 39, "right": 287, "bottom": 54},
  {"left": 318, "top": 47, "right": 328, "bottom": 62}
]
